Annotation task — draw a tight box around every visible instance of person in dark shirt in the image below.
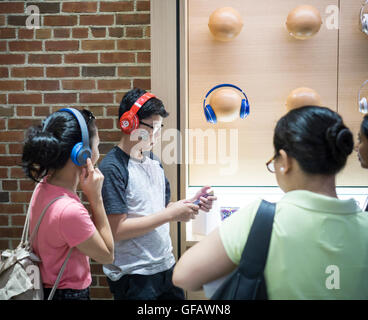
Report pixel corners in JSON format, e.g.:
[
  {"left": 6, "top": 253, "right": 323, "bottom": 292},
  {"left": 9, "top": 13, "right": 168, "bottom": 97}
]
[{"left": 99, "top": 88, "right": 216, "bottom": 300}]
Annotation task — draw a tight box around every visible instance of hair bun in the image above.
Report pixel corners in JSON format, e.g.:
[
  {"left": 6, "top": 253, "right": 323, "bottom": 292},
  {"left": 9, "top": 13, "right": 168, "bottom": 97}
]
[
  {"left": 28, "top": 131, "right": 61, "bottom": 165},
  {"left": 326, "top": 124, "right": 353, "bottom": 157},
  {"left": 336, "top": 128, "right": 354, "bottom": 156},
  {"left": 22, "top": 126, "right": 62, "bottom": 181}
]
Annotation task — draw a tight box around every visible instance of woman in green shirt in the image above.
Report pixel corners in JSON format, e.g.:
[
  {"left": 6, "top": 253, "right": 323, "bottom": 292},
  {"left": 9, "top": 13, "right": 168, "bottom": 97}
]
[{"left": 173, "top": 106, "right": 368, "bottom": 299}]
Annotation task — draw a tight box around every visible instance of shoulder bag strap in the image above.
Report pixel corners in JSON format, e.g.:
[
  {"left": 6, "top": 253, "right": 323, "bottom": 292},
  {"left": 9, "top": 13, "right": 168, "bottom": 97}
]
[
  {"left": 28, "top": 195, "right": 66, "bottom": 248},
  {"left": 21, "top": 185, "right": 76, "bottom": 300},
  {"left": 47, "top": 247, "right": 73, "bottom": 300},
  {"left": 20, "top": 183, "right": 41, "bottom": 247},
  {"left": 238, "top": 200, "right": 276, "bottom": 278}
]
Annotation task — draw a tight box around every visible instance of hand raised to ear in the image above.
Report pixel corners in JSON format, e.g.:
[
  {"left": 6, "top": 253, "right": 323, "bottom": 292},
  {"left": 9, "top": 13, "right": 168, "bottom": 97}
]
[{"left": 79, "top": 158, "right": 104, "bottom": 202}]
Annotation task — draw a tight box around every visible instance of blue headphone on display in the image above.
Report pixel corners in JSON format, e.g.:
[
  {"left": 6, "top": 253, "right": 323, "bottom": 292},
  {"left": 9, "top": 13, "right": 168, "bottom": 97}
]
[
  {"left": 203, "top": 83, "right": 250, "bottom": 124},
  {"left": 58, "top": 108, "right": 92, "bottom": 166}
]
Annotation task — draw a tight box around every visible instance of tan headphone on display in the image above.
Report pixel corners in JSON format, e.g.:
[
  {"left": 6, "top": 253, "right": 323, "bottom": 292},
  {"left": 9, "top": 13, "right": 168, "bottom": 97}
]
[
  {"left": 359, "top": 80, "right": 368, "bottom": 114},
  {"left": 360, "top": 0, "right": 368, "bottom": 35}
]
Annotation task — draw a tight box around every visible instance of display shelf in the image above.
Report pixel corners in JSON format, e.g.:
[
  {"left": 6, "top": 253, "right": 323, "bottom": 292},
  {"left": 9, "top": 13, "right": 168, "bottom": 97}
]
[
  {"left": 151, "top": 0, "right": 368, "bottom": 300},
  {"left": 184, "top": 186, "right": 368, "bottom": 248}
]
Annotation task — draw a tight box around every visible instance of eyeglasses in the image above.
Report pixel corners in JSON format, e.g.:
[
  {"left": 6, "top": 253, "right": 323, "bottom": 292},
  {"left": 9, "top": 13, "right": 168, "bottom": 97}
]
[
  {"left": 83, "top": 109, "right": 96, "bottom": 125},
  {"left": 266, "top": 154, "right": 276, "bottom": 173},
  {"left": 140, "top": 121, "right": 164, "bottom": 134}
]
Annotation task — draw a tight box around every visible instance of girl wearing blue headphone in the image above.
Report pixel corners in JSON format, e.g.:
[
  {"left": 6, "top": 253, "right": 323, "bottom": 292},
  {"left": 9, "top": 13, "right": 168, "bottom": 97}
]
[{"left": 21, "top": 108, "right": 114, "bottom": 300}]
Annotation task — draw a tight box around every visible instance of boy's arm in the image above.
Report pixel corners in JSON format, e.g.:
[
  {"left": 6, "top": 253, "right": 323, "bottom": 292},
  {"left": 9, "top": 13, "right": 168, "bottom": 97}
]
[
  {"left": 108, "top": 210, "right": 170, "bottom": 242},
  {"left": 100, "top": 155, "right": 198, "bottom": 242},
  {"left": 108, "top": 202, "right": 199, "bottom": 242}
]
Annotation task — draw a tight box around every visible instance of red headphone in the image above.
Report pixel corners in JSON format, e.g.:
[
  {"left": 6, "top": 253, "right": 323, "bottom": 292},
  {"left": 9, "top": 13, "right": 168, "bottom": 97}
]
[{"left": 119, "top": 92, "right": 156, "bottom": 134}]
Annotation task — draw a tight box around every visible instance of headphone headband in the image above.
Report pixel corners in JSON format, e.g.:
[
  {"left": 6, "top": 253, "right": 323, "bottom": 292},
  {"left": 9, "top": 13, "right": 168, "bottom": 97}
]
[
  {"left": 203, "top": 83, "right": 250, "bottom": 124},
  {"left": 119, "top": 92, "right": 157, "bottom": 134},
  {"left": 129, "top": 92, "right": 156, "bottom": 116},
  {"left": 59, "top": 108, "right": 90, "bottom": 148},
  {"left": 203, "top": 83, "right": 249, "bottom": 109}
]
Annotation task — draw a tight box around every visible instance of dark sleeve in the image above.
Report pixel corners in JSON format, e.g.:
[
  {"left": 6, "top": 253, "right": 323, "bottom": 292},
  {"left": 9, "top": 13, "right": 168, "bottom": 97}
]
[
  {"left": 99, "top": 163, "right": 129, "bottom": 215},
  {"left": 164, "top": 174, "right": 171, "bottom": 207}
]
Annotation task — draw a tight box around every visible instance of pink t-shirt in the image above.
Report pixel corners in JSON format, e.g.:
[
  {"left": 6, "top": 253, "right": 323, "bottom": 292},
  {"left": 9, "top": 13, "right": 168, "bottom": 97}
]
[{"left": 29, "top": 177, "right": 96, "bottom": 290}]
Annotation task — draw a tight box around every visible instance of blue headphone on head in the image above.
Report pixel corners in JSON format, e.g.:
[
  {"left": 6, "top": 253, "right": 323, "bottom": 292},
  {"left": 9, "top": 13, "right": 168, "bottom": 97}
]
[
  {"left": 203, "top": 83, "right": 250, "bottom": 124},
  {"left": 60, "top": 108, "right": 91, "bottom": 166},
  {"left": 45, "top": 108, "right": 91, "bottom": 166}
]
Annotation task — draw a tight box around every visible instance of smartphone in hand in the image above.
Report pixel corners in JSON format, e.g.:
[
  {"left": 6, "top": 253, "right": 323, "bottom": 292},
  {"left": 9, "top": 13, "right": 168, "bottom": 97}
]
[{"left": 193, "top": 190, "right": 214, "bottom": 205}]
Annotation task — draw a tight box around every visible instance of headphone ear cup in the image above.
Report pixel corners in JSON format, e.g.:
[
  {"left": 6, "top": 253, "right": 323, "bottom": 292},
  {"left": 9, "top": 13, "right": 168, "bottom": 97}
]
[
  {"left": 71, "top": 142, "right": 92, "bottom": 166},
  {"left": 120, "top": 112, "right": 134, "bottom": 134},
  {"left": 78, "top": 147, "right": 92, "bottom": 166},
  {"left": 204, "top": 104, "right": 217, "bottom": 124},
  {"left": 121, "top": 113, "right": 140, "bottom": 134},
  {"left": 240, "top": 99, "right": 246, "bottom": 119},
  {"left": 71, "top": 142, "right": 83, "bottom": 166},
  {"left": 360, "top": 97, "right": 368, "bottom": 114},
  {"left": 240, "top": 99, "right": 250, "bottom": 119}
]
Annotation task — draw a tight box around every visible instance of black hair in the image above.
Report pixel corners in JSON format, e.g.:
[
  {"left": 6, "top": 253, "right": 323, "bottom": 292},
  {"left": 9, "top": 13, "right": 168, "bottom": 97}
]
[
  {"left": 22, "top": 109, "right": 97, "bottom": 182},
  {"left": 273, "top": 106, "right": 354, "bottom": 175},
  {"left": 361, "top": 114, "right": 368, "bottom": 138},
  {"left": 118, "top": 87, "right": 169, "bottom": 121}
]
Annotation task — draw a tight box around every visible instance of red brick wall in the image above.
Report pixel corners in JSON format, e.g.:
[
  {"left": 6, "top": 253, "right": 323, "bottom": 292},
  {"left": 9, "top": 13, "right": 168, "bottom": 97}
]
[{"left": 0, "top": 1, "right": 151, "bottom": 300}]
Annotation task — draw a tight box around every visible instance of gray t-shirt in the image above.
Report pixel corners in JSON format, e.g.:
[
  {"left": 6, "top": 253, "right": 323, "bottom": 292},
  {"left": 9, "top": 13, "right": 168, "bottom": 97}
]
[{"left": 99, "top": 146, "right": 175, "bottom": 281}]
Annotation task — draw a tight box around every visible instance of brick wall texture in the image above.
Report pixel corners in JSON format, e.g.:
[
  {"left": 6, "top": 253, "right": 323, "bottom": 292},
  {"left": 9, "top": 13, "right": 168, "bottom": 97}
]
[{"left": 0, "top": 0, "right": 151, "bottom": 300}]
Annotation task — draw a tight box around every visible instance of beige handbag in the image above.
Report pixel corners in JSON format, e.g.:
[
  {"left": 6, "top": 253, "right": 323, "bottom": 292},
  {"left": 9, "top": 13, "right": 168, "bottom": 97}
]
[{"left": 0, "top": 184, "right": 73, "bottom": 300}]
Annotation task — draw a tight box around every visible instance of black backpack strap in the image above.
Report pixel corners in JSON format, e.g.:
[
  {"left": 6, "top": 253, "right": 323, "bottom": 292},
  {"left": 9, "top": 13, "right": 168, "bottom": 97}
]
[{"left": 238, "top": 200, "right": 276, "bottom": 279}]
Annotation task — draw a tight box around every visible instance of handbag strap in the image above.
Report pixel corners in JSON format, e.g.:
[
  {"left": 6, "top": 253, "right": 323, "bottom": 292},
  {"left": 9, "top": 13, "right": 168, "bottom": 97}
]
[
  {"left": 20, "top": 183, "right": 40, "bottom": 247},
  {"left": 238, "top": 200, "right": 276, "bottom": 278},
  {"left": 20, "top": 183, "right": 65, "bottom": 248},
  {"left": 30, "top": 194, "right": 75, "bottom": 300},
  {"left": 28, "top": 196, "right": 66, "bottom": 248},
  {"left": 47, "top": 248, "right": 73, "bottom": 300},
  {"left": 19, "top": 183, "right": 75, "bottom": 300}
]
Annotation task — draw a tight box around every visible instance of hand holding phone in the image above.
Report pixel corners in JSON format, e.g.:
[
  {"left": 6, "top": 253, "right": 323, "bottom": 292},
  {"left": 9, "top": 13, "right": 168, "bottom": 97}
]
[{"left": 192, "top": 188, "right": 216, "bottom": 212}]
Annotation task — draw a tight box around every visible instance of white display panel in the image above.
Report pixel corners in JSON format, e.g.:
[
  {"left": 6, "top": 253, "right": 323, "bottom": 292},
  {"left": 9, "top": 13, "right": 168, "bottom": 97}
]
[{"left": 186, "top": 186, "right": 368, "bottom": 241}]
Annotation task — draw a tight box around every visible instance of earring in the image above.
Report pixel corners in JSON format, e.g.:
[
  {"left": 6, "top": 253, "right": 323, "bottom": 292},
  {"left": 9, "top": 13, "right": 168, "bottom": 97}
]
[{"left": 280, "top": 167, "right": 285, "bottom": 173}]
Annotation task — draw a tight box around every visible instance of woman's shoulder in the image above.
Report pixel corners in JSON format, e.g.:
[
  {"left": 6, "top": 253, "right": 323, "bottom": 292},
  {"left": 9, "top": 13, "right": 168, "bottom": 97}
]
[
  {"left": 220, "top": 198, "right": 263, "bottom": 236},
  {"left": 230, "top": 199, "right": 264, "bottom": 221},
  {"left": 218, "top": 198, "right": 264, "bottom": 265},
  {"left": 35, "top": 182, "right": 86, "bottom": 216},
  {"left": 57, "top": 196, "right": 88, "bottom": 217}
]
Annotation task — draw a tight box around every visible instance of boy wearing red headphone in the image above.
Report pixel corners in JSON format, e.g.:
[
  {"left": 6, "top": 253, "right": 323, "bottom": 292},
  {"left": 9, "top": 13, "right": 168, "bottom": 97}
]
[{"left": 99, "top": 88, "right": 216, "bottom": 300}]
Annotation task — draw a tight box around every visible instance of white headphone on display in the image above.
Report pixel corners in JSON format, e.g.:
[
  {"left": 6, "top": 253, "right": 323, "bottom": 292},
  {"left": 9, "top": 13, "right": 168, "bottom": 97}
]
[
  {"left": 359, "top": 80, "right": 368, "bottom": 114},
  {"left": 360, "top": 1, "right": 368, "bottom": 35}
]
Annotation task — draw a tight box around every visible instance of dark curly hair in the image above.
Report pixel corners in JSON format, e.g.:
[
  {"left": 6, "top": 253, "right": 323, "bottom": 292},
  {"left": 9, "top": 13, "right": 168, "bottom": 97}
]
[{"left": 22, "top": 109, "right": 97, "bottom": 182}]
